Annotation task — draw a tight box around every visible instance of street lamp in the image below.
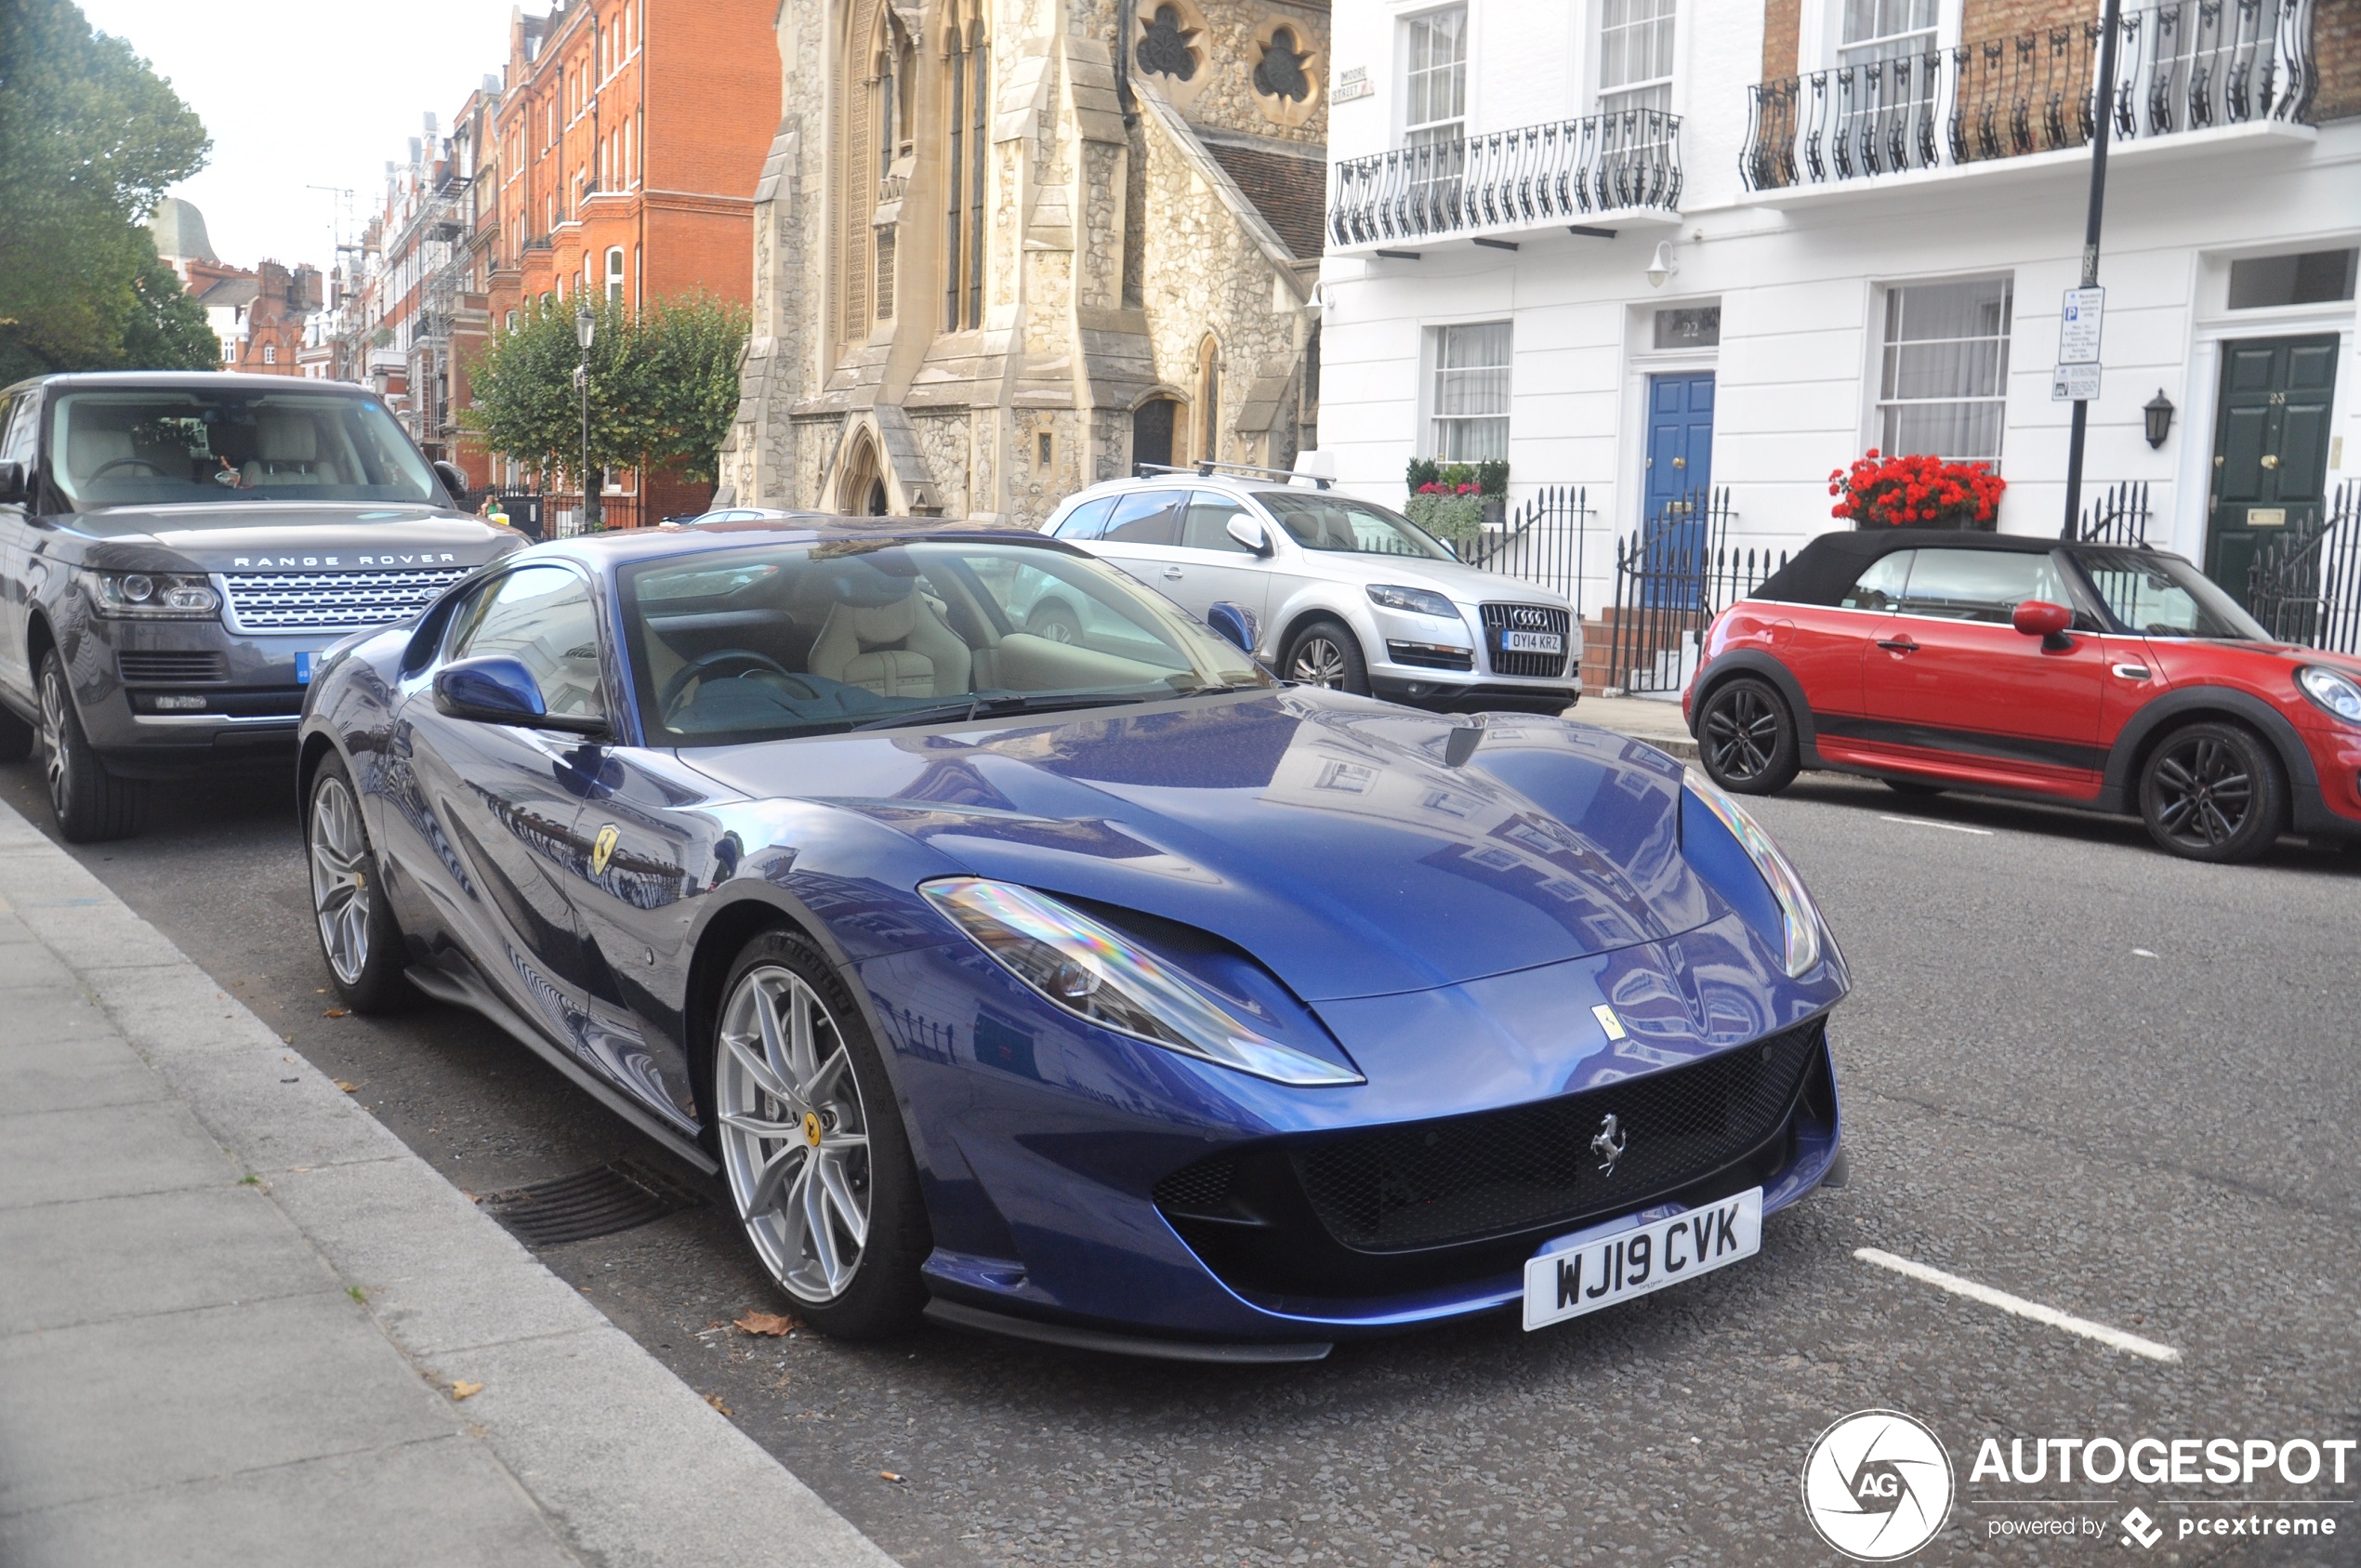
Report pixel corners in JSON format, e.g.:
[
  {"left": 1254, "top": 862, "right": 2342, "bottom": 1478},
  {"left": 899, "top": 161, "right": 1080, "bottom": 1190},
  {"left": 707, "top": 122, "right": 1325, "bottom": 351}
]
[
  {"left": 574, "top": 304, "right": 599, "bottom": 530},
  {"left": 2143, "top": 389, "right": 2176, "bottom": 449}
]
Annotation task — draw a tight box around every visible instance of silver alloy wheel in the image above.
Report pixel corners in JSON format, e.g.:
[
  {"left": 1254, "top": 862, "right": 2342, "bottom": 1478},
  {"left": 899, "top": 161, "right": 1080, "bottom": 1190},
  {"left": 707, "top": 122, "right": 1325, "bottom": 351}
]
[
  {"left": 716, "top": 965, "right": 872, "bottom": 1302},
  {"left": 37, "top": 664, "right": 71, "bottom": 815},
  {"left": 1288, "top": 634, "right": 1349, "bottom": 688},
  {"left": 309, "top": 775, "right": 373, "bottom": 986}
]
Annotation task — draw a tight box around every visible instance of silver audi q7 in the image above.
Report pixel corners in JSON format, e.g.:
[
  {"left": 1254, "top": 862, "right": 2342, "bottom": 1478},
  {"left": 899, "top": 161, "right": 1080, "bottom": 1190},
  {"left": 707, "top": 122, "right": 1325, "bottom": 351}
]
[{"left": 0, "top": 372, "right": 521, "bottom": 840}]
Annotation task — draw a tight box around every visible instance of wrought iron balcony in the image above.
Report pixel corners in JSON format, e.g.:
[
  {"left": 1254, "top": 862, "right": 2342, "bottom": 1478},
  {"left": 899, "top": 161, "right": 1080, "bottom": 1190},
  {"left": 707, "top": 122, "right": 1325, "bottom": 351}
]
[
  {"left": 1742, "top": 0, "right": 2315, "bottom": 193},
  {"left": 1330, "top": 109, "right": 1682, "bottom": 250}
]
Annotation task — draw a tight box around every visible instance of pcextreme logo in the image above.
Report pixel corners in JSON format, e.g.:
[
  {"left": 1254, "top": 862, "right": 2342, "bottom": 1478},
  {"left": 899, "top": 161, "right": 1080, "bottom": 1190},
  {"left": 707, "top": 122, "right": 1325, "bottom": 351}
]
[{"left": 1801, "top": 1409, "right": 1956, "bottom": 1561}]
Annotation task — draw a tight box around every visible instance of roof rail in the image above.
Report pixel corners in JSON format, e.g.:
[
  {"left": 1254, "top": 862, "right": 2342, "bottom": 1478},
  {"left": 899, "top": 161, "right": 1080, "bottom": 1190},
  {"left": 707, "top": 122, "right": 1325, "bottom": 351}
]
[{"left": 1130, "top": 460, "right": 1332, "bottom": 491}]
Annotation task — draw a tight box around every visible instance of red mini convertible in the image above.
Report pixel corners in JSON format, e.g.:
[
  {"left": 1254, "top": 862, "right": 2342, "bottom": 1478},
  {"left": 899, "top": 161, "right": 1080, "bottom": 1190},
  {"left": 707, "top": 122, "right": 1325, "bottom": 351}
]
[{"left": 1682, "top": 529, "right": 2361, "bottom": 863}]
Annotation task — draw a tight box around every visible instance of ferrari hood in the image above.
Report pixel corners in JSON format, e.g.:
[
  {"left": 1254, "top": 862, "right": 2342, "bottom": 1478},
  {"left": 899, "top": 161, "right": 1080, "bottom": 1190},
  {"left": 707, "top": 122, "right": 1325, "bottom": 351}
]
[{"left": 682, "top": 691, "right": 1721, "bottom": 1003}]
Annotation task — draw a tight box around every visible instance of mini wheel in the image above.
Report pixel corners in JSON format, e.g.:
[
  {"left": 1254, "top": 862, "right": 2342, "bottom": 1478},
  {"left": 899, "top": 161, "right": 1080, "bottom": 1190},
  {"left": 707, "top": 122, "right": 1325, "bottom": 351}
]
[{"left": 1696, "top": 677, "right": 1799, "bottom": 795}]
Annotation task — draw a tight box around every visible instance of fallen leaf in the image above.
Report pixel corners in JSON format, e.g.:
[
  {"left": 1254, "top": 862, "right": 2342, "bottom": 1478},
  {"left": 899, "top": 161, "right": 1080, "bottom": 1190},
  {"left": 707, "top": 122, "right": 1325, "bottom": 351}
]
[
  {"left": 733, "top": 1311, "right": 802, "bottom": 1337},
  {"left": 281, "top": 1034, "right": 294, "bottom": 1044},
  {"left": 450, "top": 1380, "right": 483, "bottom": 1401},
  {"left": 705, "top": 1393, "right": 733, "bottom": 1416},
  {"left": 336, "top": 1081, "right": 357, "bottom": 1093},
  {"left": 324, "top": 1008, "right": 349, "bottom": 1019},
  {"left": 879, "top": 1470, "right": 905, "bottom": 1484}
]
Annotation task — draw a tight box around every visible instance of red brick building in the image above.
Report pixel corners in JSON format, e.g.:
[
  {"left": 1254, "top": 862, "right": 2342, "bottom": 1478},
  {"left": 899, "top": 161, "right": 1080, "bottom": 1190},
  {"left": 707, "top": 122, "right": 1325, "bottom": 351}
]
[{"left": 148, "top": 198, "right": 322, "bottom": 376}]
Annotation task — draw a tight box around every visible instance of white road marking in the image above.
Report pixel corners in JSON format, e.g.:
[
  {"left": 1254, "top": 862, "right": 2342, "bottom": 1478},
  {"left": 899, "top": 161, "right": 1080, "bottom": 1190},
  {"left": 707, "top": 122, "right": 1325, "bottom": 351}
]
[
  {"left": 1853, "top": 1248, "right": 2182, "bottom": 1363},
  {"left": 1879, "top": 815, "right": 1994, "bottom": 836},
  {"left": 2132, "top": 948, "right": 2159, "bottom": 958}
]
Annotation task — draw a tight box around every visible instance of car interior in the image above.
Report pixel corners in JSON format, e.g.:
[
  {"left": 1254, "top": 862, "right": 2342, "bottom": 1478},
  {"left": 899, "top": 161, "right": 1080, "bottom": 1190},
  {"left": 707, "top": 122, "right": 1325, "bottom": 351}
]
[
  {"left": 48, "top": 391, "right": 438, "bottom": 507},
  {"left": 622, "top": 543, "right": 1231, "bottom": 741}
]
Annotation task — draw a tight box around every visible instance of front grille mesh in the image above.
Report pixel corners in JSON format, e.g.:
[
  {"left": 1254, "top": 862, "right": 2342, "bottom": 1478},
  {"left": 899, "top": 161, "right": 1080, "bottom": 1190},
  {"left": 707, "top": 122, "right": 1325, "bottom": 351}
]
[
  {"left": 1480, "top": 602, "right": 1572, "bottom": 679},
  {"left": 1154, "top": 1021, "right": 1823, "bottom": 1255},
  {"left": 221, "top": 567, "right": 469, "bottom": 632},
  {"left": 118, "top": 651, "right": 227, "bottom": 683}
]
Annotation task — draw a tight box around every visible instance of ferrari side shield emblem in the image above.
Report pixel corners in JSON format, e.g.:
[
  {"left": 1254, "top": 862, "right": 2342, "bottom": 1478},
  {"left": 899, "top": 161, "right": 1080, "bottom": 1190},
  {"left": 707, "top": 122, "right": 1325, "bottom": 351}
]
[
  {"left": 590, "top": 824, "right": 619, "bottom": 877},
  {"left": 1591, "top": 1004, "right": 1627, "bottom": 1041}
]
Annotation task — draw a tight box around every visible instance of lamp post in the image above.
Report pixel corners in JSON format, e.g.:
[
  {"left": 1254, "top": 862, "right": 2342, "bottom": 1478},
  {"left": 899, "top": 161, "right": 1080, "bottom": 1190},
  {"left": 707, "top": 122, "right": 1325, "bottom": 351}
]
[
  {"left": 2059, "top": 0, "right": 2126, "bottom": 539},
  {"left": 574, "top": 304, "right": 599, "bottom": 531}
]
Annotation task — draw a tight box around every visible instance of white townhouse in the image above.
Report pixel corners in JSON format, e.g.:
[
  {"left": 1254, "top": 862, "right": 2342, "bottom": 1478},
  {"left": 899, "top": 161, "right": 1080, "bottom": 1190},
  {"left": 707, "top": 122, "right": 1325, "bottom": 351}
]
[{"left": 1313, "top": 0, "right": 2361, "bottom": 614}]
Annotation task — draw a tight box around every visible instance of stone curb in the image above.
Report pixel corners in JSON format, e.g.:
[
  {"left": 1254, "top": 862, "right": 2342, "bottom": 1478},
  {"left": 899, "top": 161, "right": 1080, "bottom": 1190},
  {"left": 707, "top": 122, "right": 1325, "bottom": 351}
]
[{"left": 0, "top": 801, "right": 900, "bottom": 1568}]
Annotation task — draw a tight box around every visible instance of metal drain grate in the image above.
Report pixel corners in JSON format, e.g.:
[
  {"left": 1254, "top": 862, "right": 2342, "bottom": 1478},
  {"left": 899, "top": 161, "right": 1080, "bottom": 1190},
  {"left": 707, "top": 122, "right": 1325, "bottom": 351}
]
[{"left": 478, "top": 1158, "right": 706, "bottom": 1246}]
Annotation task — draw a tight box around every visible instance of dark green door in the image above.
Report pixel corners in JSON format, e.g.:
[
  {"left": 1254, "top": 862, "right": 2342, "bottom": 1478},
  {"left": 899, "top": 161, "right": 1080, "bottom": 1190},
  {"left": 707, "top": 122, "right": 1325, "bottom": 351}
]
[{"left": 2207, "top": 334, "right": 2340, "bottom": 606}]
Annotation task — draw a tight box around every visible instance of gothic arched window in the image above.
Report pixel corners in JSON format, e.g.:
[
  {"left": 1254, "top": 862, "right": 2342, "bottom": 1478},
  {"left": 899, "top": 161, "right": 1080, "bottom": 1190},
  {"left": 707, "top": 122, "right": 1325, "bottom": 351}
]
[{"left": 943, "top": 11, "right": 989, "bottom": 332}]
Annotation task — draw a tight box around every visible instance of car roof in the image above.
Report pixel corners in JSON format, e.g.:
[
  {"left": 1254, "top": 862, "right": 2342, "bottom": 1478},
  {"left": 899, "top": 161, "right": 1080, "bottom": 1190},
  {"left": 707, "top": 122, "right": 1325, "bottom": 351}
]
[
  {"left": 1052, "top": 468, "right": 1337, "bottom": 511},
  {"left": 3, "top": 372, "right": 376, "bottom": 398},
  {"left": 1749, "top": 527, "right": 2163, "bottom": 607},
  {"left": 510, "top": 515, "right": 1079, "bottom": 572}
]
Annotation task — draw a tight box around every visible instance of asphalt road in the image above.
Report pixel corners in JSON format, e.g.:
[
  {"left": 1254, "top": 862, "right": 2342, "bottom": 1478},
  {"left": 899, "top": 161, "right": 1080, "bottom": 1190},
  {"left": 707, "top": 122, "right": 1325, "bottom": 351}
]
[{"left": 5, "top": 754, "right": 2357, "bottom": 1568}]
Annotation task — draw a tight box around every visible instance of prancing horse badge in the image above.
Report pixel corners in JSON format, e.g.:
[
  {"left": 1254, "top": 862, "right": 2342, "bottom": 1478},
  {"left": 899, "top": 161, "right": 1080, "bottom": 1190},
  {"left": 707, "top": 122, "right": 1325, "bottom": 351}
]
[{"left": 590, "top": 824, "right": 619, "bottom": 877}]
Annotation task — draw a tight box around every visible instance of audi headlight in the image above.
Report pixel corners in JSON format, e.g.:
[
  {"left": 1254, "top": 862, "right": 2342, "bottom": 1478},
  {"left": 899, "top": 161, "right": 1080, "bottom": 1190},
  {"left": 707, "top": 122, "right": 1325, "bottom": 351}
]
[
  {"left": 922, "top": 877, "right": 1363, "bottom": 1087},
  {"left": 1683, "top": 768, "right": 1824, "bottom": 978},
  {"left": 90, "top": 571, "right": 219, "bottom": 618},
  {"left": 2295, "top": 665, "right": 2361, "bottom": 724},
  {"left": 1366, "top": 584, "right": 1460, "bottom": 620}
]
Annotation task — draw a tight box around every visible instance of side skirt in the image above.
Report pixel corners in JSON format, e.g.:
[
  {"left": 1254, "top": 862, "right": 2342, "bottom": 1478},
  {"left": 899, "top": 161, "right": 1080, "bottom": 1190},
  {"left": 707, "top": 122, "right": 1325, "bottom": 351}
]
[{"left": 404, "top": 959, "right": 719, "bottom": 1175}]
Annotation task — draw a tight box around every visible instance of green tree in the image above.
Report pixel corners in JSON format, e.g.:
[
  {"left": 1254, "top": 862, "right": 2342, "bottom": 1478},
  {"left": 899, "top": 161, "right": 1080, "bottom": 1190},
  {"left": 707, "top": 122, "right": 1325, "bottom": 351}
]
[
  {"left": 462, "top": 292, "right": 749, "bottom": 494},
  {"left": 0, "top": 0, "right": 216, "bottom": 381}
]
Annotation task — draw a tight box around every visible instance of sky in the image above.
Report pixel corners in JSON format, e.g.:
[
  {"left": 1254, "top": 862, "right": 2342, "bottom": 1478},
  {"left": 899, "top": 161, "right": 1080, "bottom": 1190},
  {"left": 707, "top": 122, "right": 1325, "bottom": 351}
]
[{"left": 80, "top": 0, "right": 521, "bottom": 270}]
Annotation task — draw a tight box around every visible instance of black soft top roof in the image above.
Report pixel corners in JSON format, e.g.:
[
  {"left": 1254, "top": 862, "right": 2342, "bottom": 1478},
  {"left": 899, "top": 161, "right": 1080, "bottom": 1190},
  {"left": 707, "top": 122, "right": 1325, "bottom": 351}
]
[{"left": 1748, "top": 528, "right": 2082, "bottom": 607}]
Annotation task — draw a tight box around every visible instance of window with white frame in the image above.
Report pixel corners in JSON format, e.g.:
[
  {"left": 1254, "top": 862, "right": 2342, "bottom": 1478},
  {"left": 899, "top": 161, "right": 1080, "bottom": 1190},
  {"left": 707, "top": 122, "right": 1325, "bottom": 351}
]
[
  {"left": 1403, "top": 7, "right": 1467, "bottom": 150},
  {"left": 1838, "top": 0, "right": 1938, "bottom": 148},
  {"left": 1840, "top": 0, "right": 1937, "bottom": 63},
  {"left": 605, "top": 246, "right": 626, "bottom": 304},
  {"left": 1597, "top": 0, "right": 1675, "bottom": 115},
  {"left": 1877, "top": 277, "right": 2012, "bottom": 466},
  {"left": 1430, "top": 322, "right": 1510, "bottom": 461}
]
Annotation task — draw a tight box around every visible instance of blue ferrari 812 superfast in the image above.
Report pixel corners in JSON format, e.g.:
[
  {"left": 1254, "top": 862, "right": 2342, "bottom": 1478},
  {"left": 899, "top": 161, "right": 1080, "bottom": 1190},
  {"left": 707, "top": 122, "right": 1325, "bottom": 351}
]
[{"left": 297, "top": 518, "right": 1848, "bottom": 1359}]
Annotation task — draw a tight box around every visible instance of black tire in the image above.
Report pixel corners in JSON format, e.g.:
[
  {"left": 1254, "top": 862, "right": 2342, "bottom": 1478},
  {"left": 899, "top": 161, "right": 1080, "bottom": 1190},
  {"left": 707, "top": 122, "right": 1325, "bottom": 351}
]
[
  {"left": 1695, "top": 676, "right": 1800, "bottom": 795},
  {"left": 1283, "top": 618, "right": 1371, "bottom": 696},
  {"left": 0, "top": 701, "right": 32, "bottom": 763},
  {"left": 1882, "top": 778, "right": 1946, "bottom": 800},
  {"left": 36, "top": 652, "right": 138, "bottom": 842},
  {"left": 305, "top": 752, "right": 415, "bottom": 1013},
  {"left": 1025, "top": 600, "right": 1083, "bottom": 644},
  {"left": 2137, "top": 720, "right": 2286, "bottom": 863},
  {"left": 710, "top": 928, "right": 930, "bottom": 1339}
]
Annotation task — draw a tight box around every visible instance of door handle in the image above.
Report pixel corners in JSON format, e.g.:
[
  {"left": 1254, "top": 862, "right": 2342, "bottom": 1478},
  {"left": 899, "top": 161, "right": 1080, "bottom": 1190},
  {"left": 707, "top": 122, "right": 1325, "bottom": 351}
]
[
  {"left": 1162, "top": 567, "right": 1183, "bottom": 580},
  {"left": 1876, "top": 636, "right": 1919, "bottom": 652},
  {"left": 2112, "top": 663, "right": 2152, "bottom": 680}
]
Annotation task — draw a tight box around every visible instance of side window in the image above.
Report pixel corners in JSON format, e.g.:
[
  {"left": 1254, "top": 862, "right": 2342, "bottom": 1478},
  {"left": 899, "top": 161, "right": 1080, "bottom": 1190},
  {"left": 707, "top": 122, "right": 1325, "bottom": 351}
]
[
  {"left": 1181, "top": 492, "right": 1254, "bottom": 553},
  {"left": 449, "top": 565, "right": 607, "bottom": 720},
  {"left": 1841, "top": 551, "right": 1913, "bottom": 612},
  {"left": 0, "top": 394, "right": 39, "bottom": 468},
  {"left": 1896, "top": 549, "right": 2069, "bottom": 625},
  {"left": 1050, "top": 495, "right": 1116, "bottom": 540},
  {"left": 1101, "top": 489, "right": 1185, "bottom": 546}
]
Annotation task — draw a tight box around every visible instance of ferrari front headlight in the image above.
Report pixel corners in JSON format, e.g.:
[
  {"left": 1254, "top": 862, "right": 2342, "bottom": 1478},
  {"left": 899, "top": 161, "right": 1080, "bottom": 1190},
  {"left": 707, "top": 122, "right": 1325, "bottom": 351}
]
[
  {"left": 922, "top": 877, "right": 1362, "bottom": 1087},
  {"left": 1683, "top": 768, "right": 1824, "bottom": 978}
]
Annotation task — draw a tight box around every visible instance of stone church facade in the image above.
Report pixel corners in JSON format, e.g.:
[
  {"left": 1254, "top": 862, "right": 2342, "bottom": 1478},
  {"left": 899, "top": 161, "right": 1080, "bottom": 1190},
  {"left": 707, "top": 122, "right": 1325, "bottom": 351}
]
[{"left": 714, "top": 0, "right": 1328, "bottom": 522}]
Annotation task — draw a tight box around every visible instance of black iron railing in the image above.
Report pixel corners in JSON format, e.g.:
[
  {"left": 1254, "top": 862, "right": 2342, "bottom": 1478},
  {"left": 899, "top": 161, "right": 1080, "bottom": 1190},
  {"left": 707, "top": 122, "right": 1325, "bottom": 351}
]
[
  {"left": 1603, "top": 492, "right": 1788, "bottom": 695},
  {"left": 1743, "top": 0, "right": 2315, "bottom": 192},
  {"left": 2249, "top": 482, "right": 2359, "bottom": 652},
  {"left": 1460, "top": 487, "right": 1596, "bottom": 614},
  {"left": 1331, "top": 111, "right": 1682, "bottom": 248},
  {"left": 2077, "top": 481, "right": 2153, "bottom": 546}
]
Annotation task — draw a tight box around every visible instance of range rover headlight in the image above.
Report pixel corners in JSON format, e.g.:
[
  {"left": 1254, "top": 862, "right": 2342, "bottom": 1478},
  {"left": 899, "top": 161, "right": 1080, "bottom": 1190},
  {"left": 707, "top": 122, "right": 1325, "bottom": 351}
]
[
  {"left": 90, "top": 571, "right": 219, "bottom": 618},
  {"left": 1683, "top": 767, "right": 1825, "bottom": 978},
  {"left": 921, "top": 877, "right": 1363, "bottom": 1087},
  {"left": 1366, "top": 584, "right": 1461, "bottom": 620},
  {"left": 2295, "top": 665, "right": 2361, "bottom": 724}
]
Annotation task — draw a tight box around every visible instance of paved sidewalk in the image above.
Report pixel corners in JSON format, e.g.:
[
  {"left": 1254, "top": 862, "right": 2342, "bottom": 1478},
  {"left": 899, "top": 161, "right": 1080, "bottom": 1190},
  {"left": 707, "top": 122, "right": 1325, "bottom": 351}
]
[
  {"left": 1564, "top": 692, "right": 1697, "bottom": 761},
  {"left": 0, "top": 798, "right": 899, "bottom": 1568}
]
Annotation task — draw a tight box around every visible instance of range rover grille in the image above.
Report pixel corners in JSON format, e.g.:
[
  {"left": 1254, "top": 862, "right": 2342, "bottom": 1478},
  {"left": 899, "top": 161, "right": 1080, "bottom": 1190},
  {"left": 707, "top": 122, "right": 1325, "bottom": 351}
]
[
  {"left": 220, "top": 568, "right": 471, "bottom": 633},
  {"left": 117, "top": 651, "right": 228, "bottom": 684}
]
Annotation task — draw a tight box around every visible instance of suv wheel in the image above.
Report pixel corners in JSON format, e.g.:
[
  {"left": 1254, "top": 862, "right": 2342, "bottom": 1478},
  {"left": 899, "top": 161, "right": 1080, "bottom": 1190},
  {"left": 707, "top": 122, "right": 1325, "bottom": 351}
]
[
  {"left": 1284, "top": 620, "right": 1369, "bottom": 695},
  {"left": 37, "top": 652, "right": 138, "bottom": 842},
  {"left": 1696, "top": 676, "right": 1800, "bottom": 795},
  {"left": 2138, "top": 720, "right": 2285, "bottom": 863}
]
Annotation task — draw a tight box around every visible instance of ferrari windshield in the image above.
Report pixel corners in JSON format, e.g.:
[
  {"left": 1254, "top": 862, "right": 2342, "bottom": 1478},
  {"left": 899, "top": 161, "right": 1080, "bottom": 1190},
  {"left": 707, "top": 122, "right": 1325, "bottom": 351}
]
[
  {"left": 47, "top": 389, "right": 442, "bottom": 511},
  {"left": 2072, "top": 548, "right": 2271, "bottom": 640},
  {"left": 621, "top": 539, "right": 1271, "bottom": 745}
]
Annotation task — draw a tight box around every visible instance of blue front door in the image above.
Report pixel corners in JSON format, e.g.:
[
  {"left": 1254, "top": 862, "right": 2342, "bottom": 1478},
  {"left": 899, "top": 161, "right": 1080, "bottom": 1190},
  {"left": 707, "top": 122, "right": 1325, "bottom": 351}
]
[{"left": 1642, "top": 373, "right": 1716, "bottom": 607}]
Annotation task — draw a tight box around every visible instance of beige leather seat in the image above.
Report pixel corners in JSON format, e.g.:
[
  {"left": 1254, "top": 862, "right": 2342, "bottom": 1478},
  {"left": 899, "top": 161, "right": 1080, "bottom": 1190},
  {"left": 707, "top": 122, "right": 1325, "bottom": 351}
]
[
  {"left": 69, "top": 429, "right": 134, "bottom": 484},
  {"left": 244, "top": 415, "right": 341, "bottom": 487},
  {"left": 808, "top": 590, "right": 972, "bottom": 699}
]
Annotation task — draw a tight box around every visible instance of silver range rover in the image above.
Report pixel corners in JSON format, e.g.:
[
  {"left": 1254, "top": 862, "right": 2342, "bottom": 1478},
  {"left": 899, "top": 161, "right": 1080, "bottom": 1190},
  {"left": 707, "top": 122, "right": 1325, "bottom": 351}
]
[{"left": 0, "top": 373, "right": 521, "bottom": 841}]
